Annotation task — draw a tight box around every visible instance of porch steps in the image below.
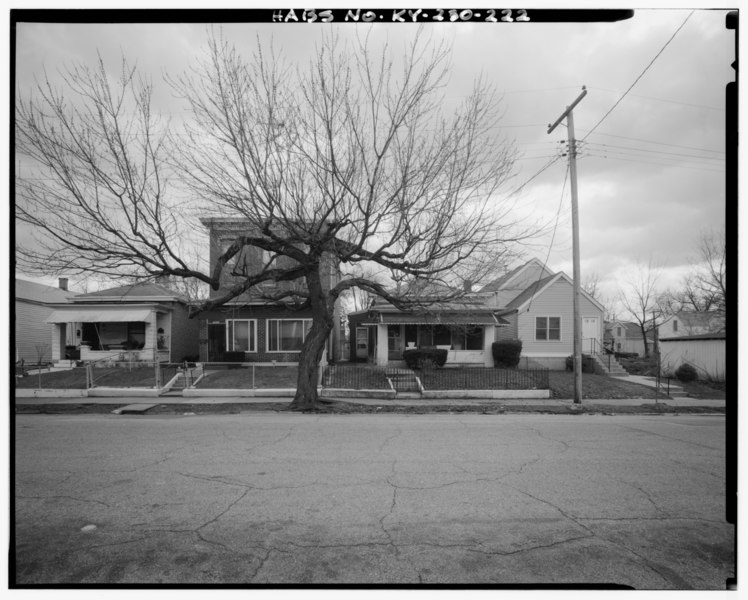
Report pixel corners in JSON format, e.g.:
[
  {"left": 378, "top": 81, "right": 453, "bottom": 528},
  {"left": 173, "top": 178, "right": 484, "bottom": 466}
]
[
  {"left": 386, "top": 369, "right": 421, "bottom": 394},
  {"left": 593, "top": 354, "right": 629, "bottom": 376}
]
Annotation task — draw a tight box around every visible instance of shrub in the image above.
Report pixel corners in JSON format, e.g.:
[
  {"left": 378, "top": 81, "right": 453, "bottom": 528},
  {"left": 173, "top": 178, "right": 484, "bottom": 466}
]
[
  {"left": 403, "top": 348, "right": 448, "bottom": 369},
  {"left": 675, "top": 363, "right": 699, "bottom": 383},
  {"left": 492, "top": 340, "right": 522, "bottom": 368},
  {"left": 565, "top": 354, "right": 595, "bottom": 373}
]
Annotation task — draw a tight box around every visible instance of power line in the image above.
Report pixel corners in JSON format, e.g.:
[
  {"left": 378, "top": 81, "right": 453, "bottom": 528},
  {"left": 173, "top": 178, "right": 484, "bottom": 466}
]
[
  {"left": 582, "top": 10, "right": 695, "bottom": 141},
  {"left": 505, "top": 155, "right": 564, "bottom": 197},
  {"left": 579, "top": 129, "right": 724, "bottom": 155},
  {"left": 587, "top": 86, "right": 723, "bottom": 112},
  {"left": 584, "top": 151, "right": 725, "bottom": 173},
  {"left": 583, "top": 141, "right": 724, "bottom": 162}
]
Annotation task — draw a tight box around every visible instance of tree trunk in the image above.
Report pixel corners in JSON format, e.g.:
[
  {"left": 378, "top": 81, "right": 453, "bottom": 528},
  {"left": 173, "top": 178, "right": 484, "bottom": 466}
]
[
  {"left": 289, "top": 266, "right": 334, "bottom": 411},
  {"left": 641, "top": 323, "right": 650, "bottom": 358}
]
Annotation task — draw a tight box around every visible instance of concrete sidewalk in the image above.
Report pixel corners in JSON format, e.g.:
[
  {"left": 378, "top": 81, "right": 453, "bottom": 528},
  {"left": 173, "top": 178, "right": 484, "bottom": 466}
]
[{"left": 14, "top": 393, "right": 725, "bottom": 409}]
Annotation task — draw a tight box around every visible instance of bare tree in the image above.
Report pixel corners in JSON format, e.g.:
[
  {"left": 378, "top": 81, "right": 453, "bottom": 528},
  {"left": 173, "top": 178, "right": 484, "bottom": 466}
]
[
  {"left": 617, "top": 258, "right": 663, "bottom": 358},
  {"left": 16, "top": 30, "right": 533, "bottom": 409}
]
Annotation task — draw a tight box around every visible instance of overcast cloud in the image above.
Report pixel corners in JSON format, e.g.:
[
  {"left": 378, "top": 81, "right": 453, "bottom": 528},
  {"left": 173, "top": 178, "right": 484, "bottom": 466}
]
[{"left": 12, "top": 5, "right": 733, "bottom": 318}]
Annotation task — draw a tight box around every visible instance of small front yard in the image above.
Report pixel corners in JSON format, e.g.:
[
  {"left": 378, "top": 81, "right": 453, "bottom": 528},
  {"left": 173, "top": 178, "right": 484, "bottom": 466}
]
[
  {"left": 15, "top": 366, "right": 157, "bottom": 389},
  {"left": 196, "top": 366, "right": 299, "bottom": 389},
  {"left": 14, "top": 362, "right": 727, "bottom": 400}
]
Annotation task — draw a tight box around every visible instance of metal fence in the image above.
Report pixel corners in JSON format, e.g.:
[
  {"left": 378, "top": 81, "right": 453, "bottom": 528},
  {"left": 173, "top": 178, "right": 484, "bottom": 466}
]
[
  {"left": 322, "top": 364, "right": 549, "bottom": 391},
  {"left": 418, "top": 366, "right": 549, "bottom": 390},
  {"left": 322, "top": 365, "right": 392, "bottom": 390}
]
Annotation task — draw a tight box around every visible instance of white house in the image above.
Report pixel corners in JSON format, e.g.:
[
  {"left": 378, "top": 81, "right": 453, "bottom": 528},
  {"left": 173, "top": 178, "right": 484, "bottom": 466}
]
[
  {"left": 348, "top": 258, "right": 605, "bottom": 370},
  {"left": 15, "top": 278, "right": 77, "bottom": 364}
]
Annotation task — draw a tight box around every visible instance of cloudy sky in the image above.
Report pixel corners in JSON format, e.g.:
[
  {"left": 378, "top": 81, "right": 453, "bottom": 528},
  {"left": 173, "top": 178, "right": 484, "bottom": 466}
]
[{"left": 12, "top": 4, "right": 734, "bottom": 318}]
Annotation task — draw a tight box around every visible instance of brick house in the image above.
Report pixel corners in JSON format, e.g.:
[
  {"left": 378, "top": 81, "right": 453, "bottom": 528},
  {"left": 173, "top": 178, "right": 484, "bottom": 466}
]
[{"left": 197, "top": 218, "right": 342, "bottom": 364}]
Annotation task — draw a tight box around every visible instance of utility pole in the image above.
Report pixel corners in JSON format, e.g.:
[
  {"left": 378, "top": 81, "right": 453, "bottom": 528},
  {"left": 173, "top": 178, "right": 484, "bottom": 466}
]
[{"left": 548, "top": 86, "right": 587, "bottom": 404}]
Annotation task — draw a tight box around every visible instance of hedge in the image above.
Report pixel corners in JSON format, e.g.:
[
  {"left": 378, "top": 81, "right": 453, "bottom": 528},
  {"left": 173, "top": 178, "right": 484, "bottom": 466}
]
[
  {"left": 402, "top": 348, "right": 448, "bottom": 369},
  {"left": 492, "top": 340, "right": 523, "bottom": 368}
]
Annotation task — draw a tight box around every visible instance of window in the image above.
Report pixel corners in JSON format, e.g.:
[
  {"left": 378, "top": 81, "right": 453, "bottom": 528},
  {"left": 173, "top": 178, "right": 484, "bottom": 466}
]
[
  {"left": 616, "top": 326, "right": 622, "bottom": 337},
  {"left": 267, "top": 319, "right": 313, "bottom": 352},
  {"left": 673, "top": 320, "right": 678, "bottom": 332},
  {"left": 536, "top": 317, "right": 561, "bottom": 341},
  {"left": 450, "top": 326, "right": 484, "bottom": 350},
  {"left": 226, "top": 319, "right": 256, "bottom": 352}
]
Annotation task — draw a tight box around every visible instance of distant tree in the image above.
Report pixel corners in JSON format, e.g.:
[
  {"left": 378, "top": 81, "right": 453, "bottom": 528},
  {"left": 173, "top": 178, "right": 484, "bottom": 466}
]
[
  {"left": 617, "top": 258, "right": 663, "bottom": 358},
  {"left": 16, "top": 30, "right": 535, "bottom": 410}
]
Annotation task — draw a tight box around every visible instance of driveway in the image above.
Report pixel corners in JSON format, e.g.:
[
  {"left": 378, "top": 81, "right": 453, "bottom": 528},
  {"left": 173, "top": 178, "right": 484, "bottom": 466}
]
[{"left": 13, "top": 413, "right": 734, "bottom": 587}]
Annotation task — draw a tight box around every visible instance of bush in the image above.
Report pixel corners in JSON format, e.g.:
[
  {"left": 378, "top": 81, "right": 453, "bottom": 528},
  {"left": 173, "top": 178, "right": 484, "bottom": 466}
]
[
  {"left": 675, "top": 363, "right": 699, "bottom": 383},
  {"left": 492, "top": 340, "right": 522, "bottom": 368},
  {"left": 565, "top": 354, "right": 595, "bottom": 373},
  {"left": 403, "top": 348, "right": 448, "bottom": 369}
]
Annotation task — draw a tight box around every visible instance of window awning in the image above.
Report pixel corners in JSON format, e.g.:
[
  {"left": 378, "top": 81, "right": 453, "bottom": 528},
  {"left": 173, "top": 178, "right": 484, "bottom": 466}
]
[
  {"left": 45, "top": 308, "right": 154, "bottom": 323},
  {"left": 362, "top": 312, "right": 507, "bottom": 326}
]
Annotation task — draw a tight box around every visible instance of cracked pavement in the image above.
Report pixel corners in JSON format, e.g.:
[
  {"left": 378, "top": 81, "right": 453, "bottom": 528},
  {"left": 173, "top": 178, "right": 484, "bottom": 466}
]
[{"left": 13, "top": 413, "right": 734, "bottom": 587}]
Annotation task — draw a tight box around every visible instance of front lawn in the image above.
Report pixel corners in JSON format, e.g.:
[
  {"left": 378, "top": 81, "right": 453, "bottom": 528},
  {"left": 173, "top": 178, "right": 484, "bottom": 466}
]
[
  {"left": 196, "top": 366, "right": 298, "bottom": 389},
  {"left": 15, "top": 366, "right": 157, "bottom": 389},
  {"left": 548, "top": 372, "right": 662, "bottom": 400}
]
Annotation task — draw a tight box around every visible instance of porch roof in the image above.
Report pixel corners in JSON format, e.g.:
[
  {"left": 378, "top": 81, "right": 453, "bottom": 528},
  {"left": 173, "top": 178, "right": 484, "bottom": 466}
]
[
  {"left": 361, "top": 312, "right": 507, "bottom": 326},
  {"left": 45, "top": 307, "right": 155, "bottom": 323}
]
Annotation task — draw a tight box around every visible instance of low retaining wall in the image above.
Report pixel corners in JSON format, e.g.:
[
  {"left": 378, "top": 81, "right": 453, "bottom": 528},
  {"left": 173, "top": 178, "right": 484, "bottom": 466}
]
[
  {"left": 422, "top": 389, "right": 550, "bottom": 399},
  {"left": 89, "top": 388, "right": 162, "bottom": 398},
  {"left": 320, "top": 388, "right": 397, "bottom": 400},
  {"left": 15, "top": 389, "right": 88, "bottom": 398},
  {"left": 182, "top": 388, "right": 296, "bottom": 398}
]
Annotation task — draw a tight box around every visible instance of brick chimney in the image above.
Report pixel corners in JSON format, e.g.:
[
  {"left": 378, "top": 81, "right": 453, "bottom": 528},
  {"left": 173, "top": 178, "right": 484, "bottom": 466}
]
[{"left": 58, "top": 277, "right": 68, "bottom": 291}]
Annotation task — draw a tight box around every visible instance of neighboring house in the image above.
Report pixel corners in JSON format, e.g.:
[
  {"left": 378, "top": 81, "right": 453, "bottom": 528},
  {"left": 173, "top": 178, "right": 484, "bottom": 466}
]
[
  {"left": 44, "top": 281, "right": 199, "bottom": 364},
  {"left": 15, "top": 278, "right": 76, "bottom": 363},
  {"left": 197, "top": 218, "right": 342, "bottom": 363},
  {"left": 604, "top": 321, "right": 652, "bottom": 356},
  {"left": 659, "top": 331, "right": 725, "bottom": 381},
  {"left": 657, "top": 311, "right": 725, "bottom": 339},
  {"left": 348, "top": 258, "right": 605, "bottom": 370}
]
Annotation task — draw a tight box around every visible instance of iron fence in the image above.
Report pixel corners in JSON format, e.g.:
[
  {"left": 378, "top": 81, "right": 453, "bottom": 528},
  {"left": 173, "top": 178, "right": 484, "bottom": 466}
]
[
  {"left": 419, "top": 366, "right": 549, "bottom": 390},
  {"left": 322, "top": 365, "right": 392, "bottom": 390},
  {"left": 321, "top": 364, "right": 549, "bottom": 391}
]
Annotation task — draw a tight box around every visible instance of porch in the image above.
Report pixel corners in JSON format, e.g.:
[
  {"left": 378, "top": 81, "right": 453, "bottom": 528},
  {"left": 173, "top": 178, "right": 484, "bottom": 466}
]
[
  {"left": 45, "top": 305, "right": 174, "bottom": 364},
  {"left": 359, "top": 319, "right": 498, "bottom": 367}
]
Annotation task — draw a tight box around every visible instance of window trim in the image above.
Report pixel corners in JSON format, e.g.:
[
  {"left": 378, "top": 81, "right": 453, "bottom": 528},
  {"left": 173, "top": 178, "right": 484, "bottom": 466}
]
[
  {"left": 226, "top": 319, "right": 257, "bottom": 353},
  {"left": 266, "top": 318, "right": 313, "bottom": 353},
  {"left": 535, "top": 316, "right": 562, "bottom": 342}
]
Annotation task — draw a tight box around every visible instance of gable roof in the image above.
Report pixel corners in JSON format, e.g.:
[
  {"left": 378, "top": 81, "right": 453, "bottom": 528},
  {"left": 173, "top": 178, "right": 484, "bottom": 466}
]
[
  {"left": 505, "top": 273, "right": 558, "bottom": 309},
  {"left": 73, "top": 282, "right": 189, "bottom": 303},
  {"left": 15, "top": 278, "right": 75, "bottom": 304},
  {"left": 500, "top": 271, "right": 606, "bottom": 314},
  {"left": 479, "top": 258, "right": 550, "bottom": 293}
]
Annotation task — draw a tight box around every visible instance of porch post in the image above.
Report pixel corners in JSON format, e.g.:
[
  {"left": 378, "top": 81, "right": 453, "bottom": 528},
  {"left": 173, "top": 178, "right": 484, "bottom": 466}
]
[
  {"left": 483, "top": 325, "right": 495, "bottom": 367},
  {"left": 51, "top": 323, "right": 65, "bottom": 362},
  {"left": 376, "top": 324, "right": 388, "bottom": 366}
]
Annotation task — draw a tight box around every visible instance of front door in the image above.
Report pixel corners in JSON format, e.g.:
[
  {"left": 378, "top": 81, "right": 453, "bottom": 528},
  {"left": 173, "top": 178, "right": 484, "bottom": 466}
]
[
  {"left": 207, "top": 322, "right": 226, "bottom": 362},
  {"left": 582, "top": 317, "right": 600, "bottom": 354},
  {"left": 387, "top": 325, "right": 403, "bottom": 360},
  {"left": 355, "top": 327, "right": 368, "bottom": 360}
]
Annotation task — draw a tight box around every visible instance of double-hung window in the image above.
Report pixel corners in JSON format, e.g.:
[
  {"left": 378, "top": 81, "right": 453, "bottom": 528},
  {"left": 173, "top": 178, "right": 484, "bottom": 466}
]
[
  {"left": 535, "top": 317, "right": 561, "bottom": 341},
  {"left": 226, "top": 319, "right": 256, "bottom": 352},
  {"left": 267, "top": 319, "right": 313, "bottom": 352}
]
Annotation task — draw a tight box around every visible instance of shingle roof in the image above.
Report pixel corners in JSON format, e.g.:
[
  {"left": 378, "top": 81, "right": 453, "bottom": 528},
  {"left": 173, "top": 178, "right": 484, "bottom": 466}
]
[
  {"left": 74, "top": 282, "right": 188, "bottom": 302},
  {"left": 15, "top": 279, "right": 75, "bottom": 304},
  {"left": 505, "top": 274, "right": 557, "bottom": 309}
]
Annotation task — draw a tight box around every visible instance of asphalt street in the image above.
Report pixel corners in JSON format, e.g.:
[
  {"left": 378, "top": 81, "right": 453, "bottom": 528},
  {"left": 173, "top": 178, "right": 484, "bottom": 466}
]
[{"left": 13, "top": 413, "right": 734, "bottom": 588}]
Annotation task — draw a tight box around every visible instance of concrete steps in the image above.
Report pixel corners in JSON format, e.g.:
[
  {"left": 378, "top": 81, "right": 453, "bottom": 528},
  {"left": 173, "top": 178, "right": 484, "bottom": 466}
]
[{"left": 593, "top": 354, "right": 629, "bottom": 376}]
